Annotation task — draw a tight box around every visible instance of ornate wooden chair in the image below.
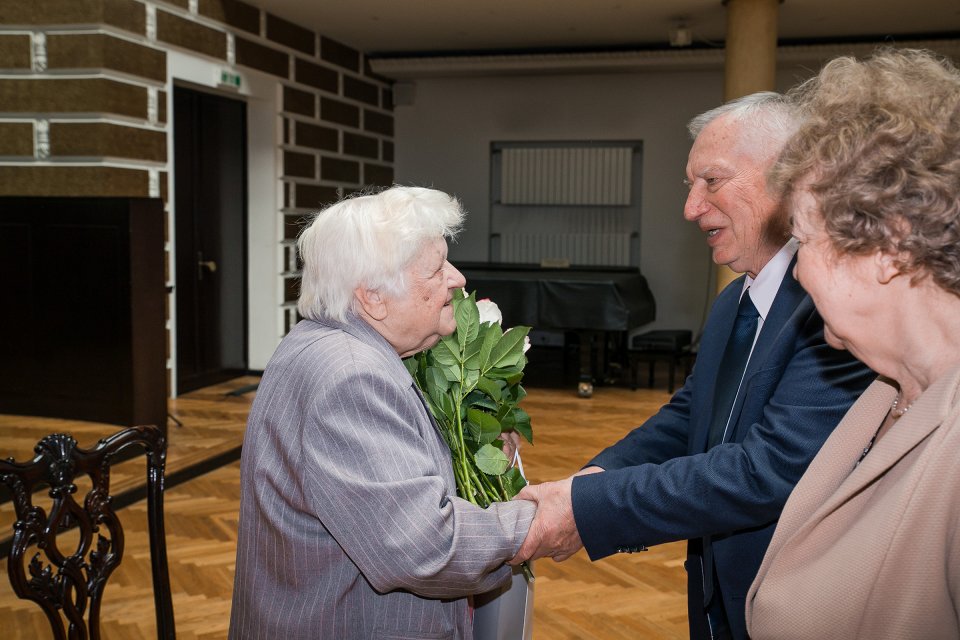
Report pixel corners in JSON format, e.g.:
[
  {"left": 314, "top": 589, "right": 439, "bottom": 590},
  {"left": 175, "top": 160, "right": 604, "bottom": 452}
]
[{"left": 0, "top": 425, "right": 175, "bottom": 639}]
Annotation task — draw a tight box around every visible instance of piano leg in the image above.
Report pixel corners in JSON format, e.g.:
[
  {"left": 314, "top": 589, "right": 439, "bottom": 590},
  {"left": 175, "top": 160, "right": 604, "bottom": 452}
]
[{"left": 576, "top": 331, "right": 600, "bottom": 398}]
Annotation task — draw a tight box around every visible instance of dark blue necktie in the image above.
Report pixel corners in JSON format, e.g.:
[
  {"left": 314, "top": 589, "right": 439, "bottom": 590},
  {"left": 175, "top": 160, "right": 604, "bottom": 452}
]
[{"left": 706, "top": 290, "right": 760, "bottom": 450}]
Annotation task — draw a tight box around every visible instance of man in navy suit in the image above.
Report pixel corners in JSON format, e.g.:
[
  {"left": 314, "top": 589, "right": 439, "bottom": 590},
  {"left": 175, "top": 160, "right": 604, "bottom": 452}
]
[{"left": 510, "top": 93, "right": 875, "bottom": 640}]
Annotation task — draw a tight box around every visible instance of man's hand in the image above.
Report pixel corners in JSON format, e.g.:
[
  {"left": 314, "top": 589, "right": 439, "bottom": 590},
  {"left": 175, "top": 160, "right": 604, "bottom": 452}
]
[{"left": 509, "top": 476, "right": 583, "bottom": 565}]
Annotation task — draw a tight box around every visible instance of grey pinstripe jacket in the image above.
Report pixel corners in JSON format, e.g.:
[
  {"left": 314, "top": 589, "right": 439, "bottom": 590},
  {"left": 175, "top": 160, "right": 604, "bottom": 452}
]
[{"left": 229, "top": 315, "right": 535, "bottom": 640}]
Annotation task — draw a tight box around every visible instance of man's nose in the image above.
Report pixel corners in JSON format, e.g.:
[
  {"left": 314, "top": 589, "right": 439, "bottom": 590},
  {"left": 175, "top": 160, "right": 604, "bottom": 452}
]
[{"left": 683, "top": 188, "right": 707, "bottom": 221}]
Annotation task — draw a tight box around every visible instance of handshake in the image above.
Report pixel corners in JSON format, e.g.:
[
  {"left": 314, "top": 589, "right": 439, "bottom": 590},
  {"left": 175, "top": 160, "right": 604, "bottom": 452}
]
[{"left": 507, "top": 466, "right": 604, "bottom": 565}]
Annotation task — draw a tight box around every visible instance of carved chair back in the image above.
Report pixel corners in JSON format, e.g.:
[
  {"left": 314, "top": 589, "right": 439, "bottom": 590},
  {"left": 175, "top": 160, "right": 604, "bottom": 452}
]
[{"left": 0, "top": 425, "right": 175, "bottom": 639}]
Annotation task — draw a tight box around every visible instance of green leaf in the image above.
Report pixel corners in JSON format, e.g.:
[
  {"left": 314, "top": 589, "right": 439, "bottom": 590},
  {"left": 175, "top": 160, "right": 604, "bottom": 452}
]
[
  {"left": 464, "top": 390, "right": 498, "bottom": 413},
  {"left": 485, "top": 365, "right": 523, "bottom": 380},
  {"left": 505, "top": 407, "right": 532, "bottom": 444},
  {"left": 475, "top": 375, "right": 502, "bottom": 402},
  {"left": 462, "top": 367, "right": 480, "bottom": 395},
  {"left": 474, "top": 444, "right": 510, "bottom": 475},
  {"left": 425, "top": 366, "right": 450, "bottom": 392},
  {"left": 463, "top": 335, "right": 484, "bottom": 370},
  {"left": 502, "top": 467, "right": 528, "bottom": 498},
  {"left": 455, "top": 293, "right": 480, "bottom": 352},
  {"left": 439, "top": 362, "right": 461, "bottom": 383},
  {"left": 487, "top": 327, "right": 530, "bottom": 369},
  {"left": 477, "top": 323, "right": 503, "bottom": 371},
  {"left": 465, "top": 414, "right": 481, "bottom": 442},
  {"left": 467, "top": 408, "right": 501, "bottom": 445},
  {"left": 432, "top": 336, "right": 462, "bottom": 367},
  {"left": 403, "top": 355, "right": 420, "bottom": 378}
]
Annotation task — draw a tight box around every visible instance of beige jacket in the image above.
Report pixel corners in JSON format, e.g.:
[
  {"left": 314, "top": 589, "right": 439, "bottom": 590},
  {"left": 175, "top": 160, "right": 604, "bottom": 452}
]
[{"left": 747, "top": 365, "right": 960, "bottom": 639}]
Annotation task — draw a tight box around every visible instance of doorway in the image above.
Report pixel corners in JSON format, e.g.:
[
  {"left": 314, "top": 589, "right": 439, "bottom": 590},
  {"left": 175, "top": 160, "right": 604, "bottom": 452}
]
[{"left": 174, "top": 86, "right": 248, "bottom": 394}]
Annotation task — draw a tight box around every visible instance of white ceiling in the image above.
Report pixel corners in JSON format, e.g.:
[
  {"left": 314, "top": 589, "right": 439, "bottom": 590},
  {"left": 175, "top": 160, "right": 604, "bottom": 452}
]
[{"left": 248, "top": 0, "right": 960, "bottom": 57}]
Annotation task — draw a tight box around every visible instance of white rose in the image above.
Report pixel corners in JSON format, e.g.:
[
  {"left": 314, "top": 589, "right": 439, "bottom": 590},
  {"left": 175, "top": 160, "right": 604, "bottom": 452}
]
[
  {"left": 523, "top": 335, "right": 531, "bottom": 353},
  {"left": 476, "top": 298, "right": 503, "bottom": 326}
]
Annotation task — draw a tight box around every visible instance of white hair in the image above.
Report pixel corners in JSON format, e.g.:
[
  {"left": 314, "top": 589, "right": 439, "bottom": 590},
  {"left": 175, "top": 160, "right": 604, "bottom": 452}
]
[
  {"left": 687, "top": 91, "right": 801, "bottom": 160},
  {"left": 297, "top": 186, "right": 464, "bottom": 322}
]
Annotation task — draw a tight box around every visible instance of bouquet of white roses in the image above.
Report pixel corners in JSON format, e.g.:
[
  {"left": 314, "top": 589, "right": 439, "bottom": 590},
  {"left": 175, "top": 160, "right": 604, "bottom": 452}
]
[{"left": 404, "top": 288, "right": 533, "bottom": 508}]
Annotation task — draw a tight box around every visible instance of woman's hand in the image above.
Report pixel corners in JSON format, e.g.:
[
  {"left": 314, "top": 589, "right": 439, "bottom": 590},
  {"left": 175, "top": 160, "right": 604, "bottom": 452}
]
[{"left": 499, "top": 430, "right": 522, "bottom": 462}]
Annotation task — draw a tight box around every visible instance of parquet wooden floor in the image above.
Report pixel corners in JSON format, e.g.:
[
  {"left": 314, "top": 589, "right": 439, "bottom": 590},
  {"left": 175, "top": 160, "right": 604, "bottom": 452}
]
[{"left": 0, "top": 379, "right": 687, "bottom": 639}]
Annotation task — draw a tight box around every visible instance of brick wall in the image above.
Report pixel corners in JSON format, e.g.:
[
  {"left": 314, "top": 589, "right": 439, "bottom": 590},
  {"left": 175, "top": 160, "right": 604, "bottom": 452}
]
[{"left": 0, "top": 0, "right": 395, "bottom": 390}]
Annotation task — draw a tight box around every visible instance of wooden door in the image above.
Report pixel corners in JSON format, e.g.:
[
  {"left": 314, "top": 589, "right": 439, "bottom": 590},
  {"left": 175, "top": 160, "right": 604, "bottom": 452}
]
[{"left": 174, "top": 86, "right": 248, "bottom": 394}]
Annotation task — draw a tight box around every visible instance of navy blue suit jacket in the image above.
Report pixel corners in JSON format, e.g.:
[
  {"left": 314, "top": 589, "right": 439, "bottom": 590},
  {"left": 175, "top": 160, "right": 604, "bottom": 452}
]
[{"left": 571, "top": 267, "right": 875, "bottom": 639}]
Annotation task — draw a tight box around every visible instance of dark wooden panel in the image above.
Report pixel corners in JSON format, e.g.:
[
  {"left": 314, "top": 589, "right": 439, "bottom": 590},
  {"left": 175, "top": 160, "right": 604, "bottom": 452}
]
[{"left": 0, "top": 197, "right": 167, "bottom": 431}]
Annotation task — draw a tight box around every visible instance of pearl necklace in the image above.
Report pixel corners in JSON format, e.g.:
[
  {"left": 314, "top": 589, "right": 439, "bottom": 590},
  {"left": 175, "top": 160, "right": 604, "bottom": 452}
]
[{"left": 890, "top": 392, "right": 914, "bottom": 418}]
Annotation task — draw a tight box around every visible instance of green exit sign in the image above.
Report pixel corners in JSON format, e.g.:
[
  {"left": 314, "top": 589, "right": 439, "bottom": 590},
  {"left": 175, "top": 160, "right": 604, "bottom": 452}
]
[{"left": 219, "top": 69, "right": 242, "bottom": 89}]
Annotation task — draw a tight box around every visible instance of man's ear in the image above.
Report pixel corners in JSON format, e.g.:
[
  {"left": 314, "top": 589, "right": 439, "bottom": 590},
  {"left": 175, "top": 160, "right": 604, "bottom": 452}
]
[
  {"left": 875, "top": 250, "right": 903, "bottom": 285},
  {"left": 354, "top": 286, "right": 387, "bottom": 320}
]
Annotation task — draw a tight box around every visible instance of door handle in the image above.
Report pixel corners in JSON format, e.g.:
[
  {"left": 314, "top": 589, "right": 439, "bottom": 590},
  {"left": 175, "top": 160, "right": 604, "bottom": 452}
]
[{"left": 197, "top": 252, "right": 218, "bottom": 279}]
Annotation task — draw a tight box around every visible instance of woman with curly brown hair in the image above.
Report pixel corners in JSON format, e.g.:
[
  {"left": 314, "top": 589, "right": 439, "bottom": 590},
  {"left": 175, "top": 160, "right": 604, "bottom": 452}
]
[{"left": 746, "top": 48, "right": 960, "bottom": 639}]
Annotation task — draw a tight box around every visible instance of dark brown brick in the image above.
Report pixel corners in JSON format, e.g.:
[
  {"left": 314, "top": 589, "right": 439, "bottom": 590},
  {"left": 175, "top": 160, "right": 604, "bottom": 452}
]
[
  {"left": 165, "top": 0, "right": 188, "bottom": 7},
  {"left": 47, "top": 33, "right": 166, "bottom": 82},
  {"left": 295, "top": 121, "right": 337, "bottom": 151},
  {"left": 0, "top": 34, "right": 31, "bottom": 69},
  {"left": 283, "top": 181, "right": 290, "bottom": 208},
  {"left": 266, "top": 13, "right": 314, "bottom": 55},
  {"left": 283, "top": 150, "right": 315, "bottom": 178},
  {"left": 294, "top": 58, "right": 337, "bottom": 93},
  {"left": 199, "top": 0, "right": 260, "bottom": 35},
  {"left": 0, "top": 78, "right": 148, "bottom": 119},
  {"left": 282, "top": 118, "right": 290, "bottom": 144},
  {"left": 283, "top": 213, "right": 311, "bottom": 240},
  {"left": 320, "top": 96, "right": 359, "bottom": 128},
  {"left": 157, "top": 10, "right": 226, "bottom": 60},
  {"left": 0, "top": 165, "right": 149, "bottom": 196},
  {"left": 382, "top": 140, "right": 394, "bottom": 163},
  {"left": 0, "top": 123, "right": 34, "bottom": 156},
  {"left": 364, "top": 163, "right": 393, "bottom": 187},
  {"left": 0, "top": 0, "right": 143, "bottom": 34},
  {"left": 284, "top": 275, "right": 300, "bottom": 302},
  {"left": 343, "top": 132, "right": 378, "bottom": 159},
  {"left": 320, "top": 36, "right": 359, "bottom": 72},
  {"left": 294, "top": 182, "right": 338, "bottom": 209},
  {"left": 364, "top": 109, "right": 393, "bottom": 136},
  {"left": 321, "top": 156, "right": 359, "bottom": 183},
  {"left": 236, "top": 36, "right": 288, "bottom": 78},
  {"left": 343, "top": 75, "right": 379, "bottom": 106},
  {"left": 381, "top": 87, "right": 393, "bottom": 111},
  {"left": 50, "top": 122, "right": 166, "bottom": 162},
  {"left": 105, "top": 0, "right": 146, "bottom": 35},
  {"left": 283, "top": 85, "right": 314, "bottom": 117}
]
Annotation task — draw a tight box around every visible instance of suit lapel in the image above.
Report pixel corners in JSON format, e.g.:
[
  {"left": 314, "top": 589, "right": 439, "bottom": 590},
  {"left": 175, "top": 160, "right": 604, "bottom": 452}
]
[
  {"left": 778, "top": 366, "right": 960, "bottom": 550},
  {"left": 813, "top": 373, "right": 958, "bottom": 520},
  {"left": 690, "top": 276, "right": 747, "bottom": 452},
  {"left": 721, "top": 264, "right": 807, "bottom": 444}
]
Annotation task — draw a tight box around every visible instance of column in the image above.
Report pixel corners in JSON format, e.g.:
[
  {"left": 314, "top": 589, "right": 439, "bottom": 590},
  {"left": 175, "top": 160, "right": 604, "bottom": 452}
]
[{"left": 717, "top": 0, "right": 780, "bottom": 292}]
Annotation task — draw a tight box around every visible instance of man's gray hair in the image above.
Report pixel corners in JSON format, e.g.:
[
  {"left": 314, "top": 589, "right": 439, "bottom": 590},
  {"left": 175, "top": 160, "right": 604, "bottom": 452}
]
[
  {"left": 687, "top": 91, "right": 799, "bottom": 144},
  {"left": 297, "top": 186, "right": 464, "bottom": 323}
]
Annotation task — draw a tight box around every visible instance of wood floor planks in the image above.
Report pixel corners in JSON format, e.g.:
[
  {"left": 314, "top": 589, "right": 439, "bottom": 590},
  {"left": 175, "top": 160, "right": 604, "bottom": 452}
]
[{"left": 1, "top": 380, "right": 688, "bottom": 639}]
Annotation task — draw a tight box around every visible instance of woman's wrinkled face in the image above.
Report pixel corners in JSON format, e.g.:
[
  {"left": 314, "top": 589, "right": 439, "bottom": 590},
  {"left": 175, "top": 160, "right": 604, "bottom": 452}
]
[
  {"left": 791, "top": 188, "right": 876, "bottom": 359},
  {"left": 383, "top": 237, "right": 466, "bottom": 358}
]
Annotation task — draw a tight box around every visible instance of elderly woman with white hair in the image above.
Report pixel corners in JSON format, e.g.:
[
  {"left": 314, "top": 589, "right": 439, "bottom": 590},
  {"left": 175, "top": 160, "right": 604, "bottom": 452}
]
[{"left": 229, "top": 186, "right": 535, "bottom": 640}]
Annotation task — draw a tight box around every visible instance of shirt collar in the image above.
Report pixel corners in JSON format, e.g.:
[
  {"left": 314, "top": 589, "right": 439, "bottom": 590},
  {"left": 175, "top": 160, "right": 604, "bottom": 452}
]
[{"left": 743, "top": 238, "right": 798, "bottom": 321}]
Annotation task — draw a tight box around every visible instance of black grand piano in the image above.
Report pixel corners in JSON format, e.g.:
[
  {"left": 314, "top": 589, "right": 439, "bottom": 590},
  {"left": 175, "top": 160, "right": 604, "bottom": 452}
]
[{"left": 458, "top": 262, "right": 656, "bottom": 396}]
